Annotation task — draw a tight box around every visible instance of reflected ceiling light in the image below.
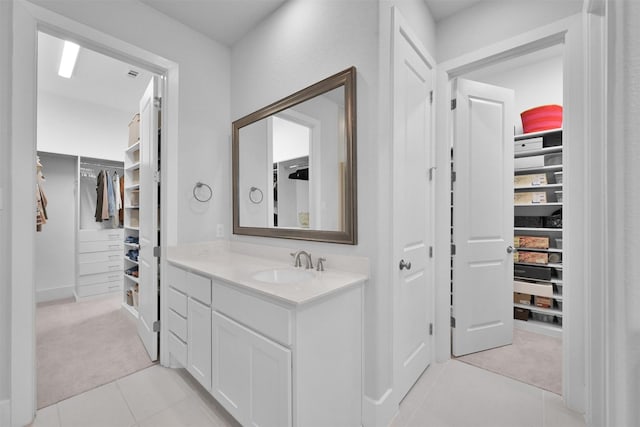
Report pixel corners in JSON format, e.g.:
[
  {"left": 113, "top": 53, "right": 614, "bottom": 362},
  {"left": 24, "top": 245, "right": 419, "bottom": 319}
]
[{"left": 58, "top": 41, "right": 80, "bottom": 79}]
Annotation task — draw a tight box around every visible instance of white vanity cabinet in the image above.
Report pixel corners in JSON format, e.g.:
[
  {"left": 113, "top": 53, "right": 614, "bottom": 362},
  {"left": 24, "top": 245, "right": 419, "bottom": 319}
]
[
  {"left": 166, "top": 260, "right": 364, "bottom": 427},
  {"left": 212, "top": 310, "right": 292, "bottom": 427}
]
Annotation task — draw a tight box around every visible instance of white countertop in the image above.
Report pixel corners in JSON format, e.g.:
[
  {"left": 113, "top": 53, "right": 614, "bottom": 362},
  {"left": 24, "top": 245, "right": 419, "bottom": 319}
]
[{"left": 166, "top": 241, "right": 367, "bottom": 306}]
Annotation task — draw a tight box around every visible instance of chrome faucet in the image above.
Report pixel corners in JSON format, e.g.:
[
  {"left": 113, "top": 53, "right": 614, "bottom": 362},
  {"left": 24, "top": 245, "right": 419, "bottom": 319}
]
[{"left": 291, "top": 250, "right": 314, "bottom": 269}]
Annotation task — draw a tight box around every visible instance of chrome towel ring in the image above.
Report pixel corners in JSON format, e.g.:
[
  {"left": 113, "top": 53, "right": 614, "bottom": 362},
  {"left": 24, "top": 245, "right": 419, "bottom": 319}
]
[
  {"left": 193, "top": 181, "right": 212, "bottom": 202},
  {"left": 249, "top": 186, "right": 263, "bottom": 204}
]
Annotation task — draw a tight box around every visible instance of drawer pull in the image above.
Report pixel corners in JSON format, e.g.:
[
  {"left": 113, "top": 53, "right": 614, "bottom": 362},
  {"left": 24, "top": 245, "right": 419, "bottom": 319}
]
[{"left": 108, "top": 265, "right": 121, "bottom": 271}]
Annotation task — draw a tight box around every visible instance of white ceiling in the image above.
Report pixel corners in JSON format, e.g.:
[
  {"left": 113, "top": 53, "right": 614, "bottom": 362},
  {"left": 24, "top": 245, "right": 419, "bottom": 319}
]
[
  {"left": 38, "top": 32, "right": 151, "bottom": 114},
  {"left": 139, "top": 0, "right": 288, "bottom": 46},
  {"left": 423, "top": 0, "right": 484, "bottom": 21}
]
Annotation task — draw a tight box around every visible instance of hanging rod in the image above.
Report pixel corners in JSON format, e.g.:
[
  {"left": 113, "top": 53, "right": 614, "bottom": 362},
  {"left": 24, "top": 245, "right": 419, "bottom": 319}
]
[{"left": 80, "top": 161, "right": 124, "bottom": 170}]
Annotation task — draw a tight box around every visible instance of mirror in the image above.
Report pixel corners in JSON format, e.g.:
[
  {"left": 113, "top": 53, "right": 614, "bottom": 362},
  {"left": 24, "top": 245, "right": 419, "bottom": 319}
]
[{"left": 233, "top": 67, "right": 357, "bottom": 244}]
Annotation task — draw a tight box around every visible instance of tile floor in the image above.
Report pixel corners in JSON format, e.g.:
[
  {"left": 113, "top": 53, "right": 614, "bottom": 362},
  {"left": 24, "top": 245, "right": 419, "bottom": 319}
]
[{"left": 30, "top": 359, "right": 585, "bottom": 427}]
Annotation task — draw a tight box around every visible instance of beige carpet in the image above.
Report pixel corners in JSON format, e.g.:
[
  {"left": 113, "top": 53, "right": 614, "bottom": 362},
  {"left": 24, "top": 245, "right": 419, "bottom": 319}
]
[
  {"left": 37, "top": 294, "right": 154, "bottom": 409},
  {"left": 455, "top": 328, "right": 562, "bottom": 395}
]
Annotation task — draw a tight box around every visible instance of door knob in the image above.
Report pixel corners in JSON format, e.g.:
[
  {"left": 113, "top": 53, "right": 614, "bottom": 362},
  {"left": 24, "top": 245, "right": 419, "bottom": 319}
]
[
  {"left": 506, "top": 246, "right": 516, "bottom": 254},
  {"left": 399, "top": 259, "right": 412, "bottom": 270}
]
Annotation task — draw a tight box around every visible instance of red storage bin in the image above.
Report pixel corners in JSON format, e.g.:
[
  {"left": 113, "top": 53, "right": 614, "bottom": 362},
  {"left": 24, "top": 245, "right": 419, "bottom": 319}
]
[{"left": 520, "top": 104, "right": 563, "bottom": 133}]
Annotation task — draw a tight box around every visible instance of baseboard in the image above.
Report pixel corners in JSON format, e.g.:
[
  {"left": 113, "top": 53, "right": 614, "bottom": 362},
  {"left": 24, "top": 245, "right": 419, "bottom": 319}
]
[
  {"left": 363, "top": 389, "right": 397, "bottom": 427},
  {"left": 36, "top": 284, "right": 74, "bottom": 303},
  {"left": 0, "top": 399, "right": 10, "bottom": 427}
]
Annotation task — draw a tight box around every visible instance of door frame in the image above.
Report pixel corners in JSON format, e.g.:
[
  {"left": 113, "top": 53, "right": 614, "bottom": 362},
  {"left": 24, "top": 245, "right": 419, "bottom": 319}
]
[
  {"left": 10, "top": 1, "right": 178, "bottom": 424},
  {"left": 390, "top": 6, "right": 436, "bottom": 405},
  {"left": 434, "top": 9, "right": 606, "bottom": 419}
]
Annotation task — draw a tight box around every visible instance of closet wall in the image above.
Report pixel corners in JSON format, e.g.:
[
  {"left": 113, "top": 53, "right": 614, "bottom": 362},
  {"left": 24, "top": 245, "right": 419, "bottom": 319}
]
[{"left": 34, "top": 153, "right": 77, "bottom": 301}]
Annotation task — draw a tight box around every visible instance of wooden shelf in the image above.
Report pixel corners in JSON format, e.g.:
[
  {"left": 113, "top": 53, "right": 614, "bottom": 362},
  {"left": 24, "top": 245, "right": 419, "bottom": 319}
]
[{"left": 514, "top": 128, "right": 562, "bottom": 141}]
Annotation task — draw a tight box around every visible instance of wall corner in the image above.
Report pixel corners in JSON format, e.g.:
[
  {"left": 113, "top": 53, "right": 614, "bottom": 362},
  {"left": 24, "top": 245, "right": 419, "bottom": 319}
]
[{"left": 362, "top": 388, "right": 397, "bottom": 427}]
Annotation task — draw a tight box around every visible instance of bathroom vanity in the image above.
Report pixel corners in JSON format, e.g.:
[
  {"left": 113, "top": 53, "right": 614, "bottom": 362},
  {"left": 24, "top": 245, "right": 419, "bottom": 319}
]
[{"left": 166, "top": 242, "right": 366, "bottom": 427}]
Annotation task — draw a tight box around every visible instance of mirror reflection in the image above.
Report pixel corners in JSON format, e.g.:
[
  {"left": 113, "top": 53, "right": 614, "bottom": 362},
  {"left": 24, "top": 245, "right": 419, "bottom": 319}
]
[{"left": 233, "top": 67, "right": 357, "bottom": 244}]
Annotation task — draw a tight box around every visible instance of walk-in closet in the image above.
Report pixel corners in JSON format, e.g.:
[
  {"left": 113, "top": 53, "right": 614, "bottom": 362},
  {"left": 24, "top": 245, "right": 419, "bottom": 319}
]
[
  {"left": 451, "top": 44, "right": 565, "bottom": 395},
  {"left": 35, "top": 31, "right": 159, "bottom": 408}
]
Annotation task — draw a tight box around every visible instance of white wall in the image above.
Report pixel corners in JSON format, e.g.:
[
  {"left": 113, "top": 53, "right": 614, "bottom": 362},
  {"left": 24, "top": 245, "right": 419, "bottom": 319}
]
[
  {"left": 0, "top": 0, "right": 12, "bottom": 403},
  {"left": 466, "top": 53, "right": 563, "bottom": 134},
  {"left": 35, "top": 153, "right": 76, "bottom": 301},
  {"left": 238, "top": 119, "right": 269, "bottom": 227},
  {"left": 27, "top": 0, "right": 231, "bottom": 244},
  {"left": 435, "top": 0, "right": 582, "bottom": 62},
  {"left": 37, "top": 91, "right": 130, "bottom": 161}
]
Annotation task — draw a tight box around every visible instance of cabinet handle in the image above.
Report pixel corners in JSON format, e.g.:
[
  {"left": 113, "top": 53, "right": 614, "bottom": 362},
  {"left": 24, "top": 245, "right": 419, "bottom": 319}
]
[{"left": 399, "top": 259, "right": 412, "bottom": 270}]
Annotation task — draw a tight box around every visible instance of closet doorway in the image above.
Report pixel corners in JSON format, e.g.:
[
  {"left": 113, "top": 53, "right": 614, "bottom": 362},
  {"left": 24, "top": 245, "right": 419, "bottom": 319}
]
[
  {"left": 449, "top": 43, "right": 567, "bottom": 396},
  {"left": 35, "top": 31, "right": 161, "bottom": 409}
]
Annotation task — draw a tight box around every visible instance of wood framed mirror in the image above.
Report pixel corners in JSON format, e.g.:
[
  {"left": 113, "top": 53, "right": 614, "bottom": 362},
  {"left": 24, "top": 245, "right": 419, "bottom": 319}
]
[{"left": 232, "top": 67, "right": 357, "bottom": 244}]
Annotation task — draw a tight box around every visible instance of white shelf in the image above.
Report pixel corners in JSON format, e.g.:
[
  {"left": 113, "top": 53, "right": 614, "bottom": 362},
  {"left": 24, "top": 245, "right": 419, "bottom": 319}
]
[
  {"left": 514, "top": 303, "right": 563, "bottom": 317},
  {"left": 514, "top": 146, "right": 562, "bottom": 158},
  {"left": 125, "top": 226, "right": 139, "bottom": 231},
  {"left": 125, "top": 142, "right": 140, "bottom": 153},
  {"left": 124, "top": 274, "right": 139, "bottom": 283},
  {"left": 514, "top": 227, "right": 563, "bottom": 232},
  {"left": 125, "top": 184, "right": 140, "bottom": 191},
  {"left": 515, "top": 202, "right": 563, "bottom": 207},
  {"left": 515, "top": 247, "right": 562, "bottom": 253},
  {"left": 125, "top": 205, "right": 140, "bottom": 209},
  {"left": 515, "top": 164, "right": 563, "bottom": 174},
  {"left": 126, "top": 162, "right": 140, "bottom": 171},
  {"left": 514, "top": 276, "right": 563, "bottom": 285},
  {"left": 514, "top": 128, "right": 563, "bottom": 140},
  {"left": 124, "top": 242, "right": 139, "bottom": 249},
  {"left": 514, "top": 318, "right": 562, "bottom": 338},
  {"left": 121, "top": 302, "right": 139, "bottom": 319},
  {"left": 515, "top": 261, "right": 563, "bottom": 269},
  {"left": 514, "top": 183, "right": 563, "bottom": 191},
  {"left": 124, "top": 256, "right": 139, "bottom": 265}
]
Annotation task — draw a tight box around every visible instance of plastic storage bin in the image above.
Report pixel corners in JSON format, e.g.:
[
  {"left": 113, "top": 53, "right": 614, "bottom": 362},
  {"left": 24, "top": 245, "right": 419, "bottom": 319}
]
[{"left": 520, "top": 104, "right": 563, "bottom": 133}]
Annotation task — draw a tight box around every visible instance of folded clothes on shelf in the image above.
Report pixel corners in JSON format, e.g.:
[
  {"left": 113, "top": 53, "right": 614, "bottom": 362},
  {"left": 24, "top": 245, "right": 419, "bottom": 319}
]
[
  {"left": 126, "top": 249, "right": 139, "bottom": 261},
  {"left": 125, "top": 235, "right": 139, "bottom": 244},
  {"left": 125, "top": 266, "right": 139, "bottom": 277}
]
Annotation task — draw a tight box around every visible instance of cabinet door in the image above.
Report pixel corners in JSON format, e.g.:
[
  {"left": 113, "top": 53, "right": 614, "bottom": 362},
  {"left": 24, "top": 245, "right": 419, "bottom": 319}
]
[
  {"left": 212, "top": 311, "right": 291, "bottom": 427},
  {"left": 187, "top": 297, "right": 211, "bottom": 390}
]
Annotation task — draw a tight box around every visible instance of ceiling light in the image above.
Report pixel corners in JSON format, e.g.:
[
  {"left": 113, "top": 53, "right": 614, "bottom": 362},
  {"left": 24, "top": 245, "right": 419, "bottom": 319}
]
[{"left": 58, "top": 41, "right": 80, "bottom": 79}]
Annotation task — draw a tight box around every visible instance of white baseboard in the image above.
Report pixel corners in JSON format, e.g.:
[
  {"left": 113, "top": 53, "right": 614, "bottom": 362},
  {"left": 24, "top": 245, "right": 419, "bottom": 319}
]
[
  {"left": 363, "top": 389, "right": 397, "bottom": 427},
  {"left": 0, "top": 399, "right": 10, "bottom": 427},
  {"left": 36, "top": 284, "right": 74, "bottom": 303}
]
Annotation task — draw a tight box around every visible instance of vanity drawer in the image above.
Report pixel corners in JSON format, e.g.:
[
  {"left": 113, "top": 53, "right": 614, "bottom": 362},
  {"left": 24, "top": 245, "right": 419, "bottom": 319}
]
[
  {"left": 187, "top": 272, "right": 211, "bottom": 306},
  {"left": 168, "top": 331, "right": 187, "bottom": 367},
  {"left": 79, "top": 250, "right": 122, "bottom": 264},
  {"left": 168, "top": 308, "right": 187, "bottom": 341},
  {"left": 212, "top": 281, "right": 292, "bottom": 346},
  {"left": 167, "top": 264, "right": 187, "bottom": 293},
  {"left": 78, "top": 260, "right": 123, "bottom": 276},
  {"left": 168, "top": 287, "right": 188, "bottom": 317},
  {"left": 78, "top": 240, "right": 123, "bottom": 253}
]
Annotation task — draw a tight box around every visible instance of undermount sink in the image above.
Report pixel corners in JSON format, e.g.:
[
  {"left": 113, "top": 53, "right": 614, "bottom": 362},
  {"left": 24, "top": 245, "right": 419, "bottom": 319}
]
[{"left": 252, "top": 268, "right": 314, "bottom": 284}]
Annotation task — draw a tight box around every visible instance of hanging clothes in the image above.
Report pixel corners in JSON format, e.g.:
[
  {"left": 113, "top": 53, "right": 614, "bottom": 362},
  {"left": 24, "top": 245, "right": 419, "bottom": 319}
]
[
  {"left": 111, "top": 171, "right": 121, "bottom": 228},
  {"left": 107, "top": 170, "right": 116, "bottom": 217},
  {"left": 101, "top": 170, "right": 109, "bottom": 220},
  {"left": 119, "top": 174, "right": 124, "bottom": 225},
  {"left": 95, "top": 170, "right": 107, "bottom": 222},
  {"left": 36, "top": 157, "right": 48, "bottom": 231}
]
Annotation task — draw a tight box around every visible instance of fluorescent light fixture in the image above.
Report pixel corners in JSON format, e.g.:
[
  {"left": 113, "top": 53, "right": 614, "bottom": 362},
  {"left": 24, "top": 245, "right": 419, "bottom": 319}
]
[{"left": 58, "top": 41, "right": 80, "bottom": 79}]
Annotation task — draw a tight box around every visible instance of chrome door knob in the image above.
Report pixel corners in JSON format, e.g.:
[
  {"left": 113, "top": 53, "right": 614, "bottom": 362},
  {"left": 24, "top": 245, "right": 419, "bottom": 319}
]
[
  {"left": 399, "top": 259, "right": 412, "bottom": 270},
  {"left": 506, "top": 246, "right": 515, "bottom": 254}
]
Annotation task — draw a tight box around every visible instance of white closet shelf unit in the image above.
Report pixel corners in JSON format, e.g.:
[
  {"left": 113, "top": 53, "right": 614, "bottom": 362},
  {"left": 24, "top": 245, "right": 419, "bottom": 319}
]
[
  {"left": 513, "top": 128, "right": 564, "bottom": 338},
  {"left": 123, "top": 117, "right": 141, "bottom": 318}
]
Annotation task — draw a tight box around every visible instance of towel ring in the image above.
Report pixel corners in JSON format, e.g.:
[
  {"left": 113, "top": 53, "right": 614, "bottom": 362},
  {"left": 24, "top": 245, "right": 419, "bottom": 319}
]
[
  {"left": 193, "top": 182, "right": 212, "bottom": 202},
  {"left": 249, "top": 186, "right": 264, "bottom": 204}
]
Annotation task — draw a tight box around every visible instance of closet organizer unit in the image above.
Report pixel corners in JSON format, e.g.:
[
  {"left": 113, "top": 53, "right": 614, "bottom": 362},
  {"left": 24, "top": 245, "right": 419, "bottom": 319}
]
[
  {"left": 77, "top": 158, "right": 124, "bottom": 298},
  {"left": 123, "top": 114, "right": 141, "bottom": 317},
  {"left": 513, "top": 128, "right": 563, "bottom": 338}
]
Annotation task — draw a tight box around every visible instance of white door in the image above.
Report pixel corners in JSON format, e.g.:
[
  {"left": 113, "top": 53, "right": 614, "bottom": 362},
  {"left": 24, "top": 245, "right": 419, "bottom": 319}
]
[
  {"left": 392, "top": 9, "right": 435, "bottom": 401},
  {"left": 451, "top": 78, "right": 514, "bottom": 356},
  {"left": 137, "top": 77, "right": 160, "bottom": 360}
]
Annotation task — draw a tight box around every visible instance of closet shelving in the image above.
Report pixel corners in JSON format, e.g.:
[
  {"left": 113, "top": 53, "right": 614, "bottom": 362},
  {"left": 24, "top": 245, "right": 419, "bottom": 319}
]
[
  {"left": 513, "top": 128, "right": 563, "bottom": 338},
  {"left": 123, "top": 116, "right": 141, "bottom": 319}
]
